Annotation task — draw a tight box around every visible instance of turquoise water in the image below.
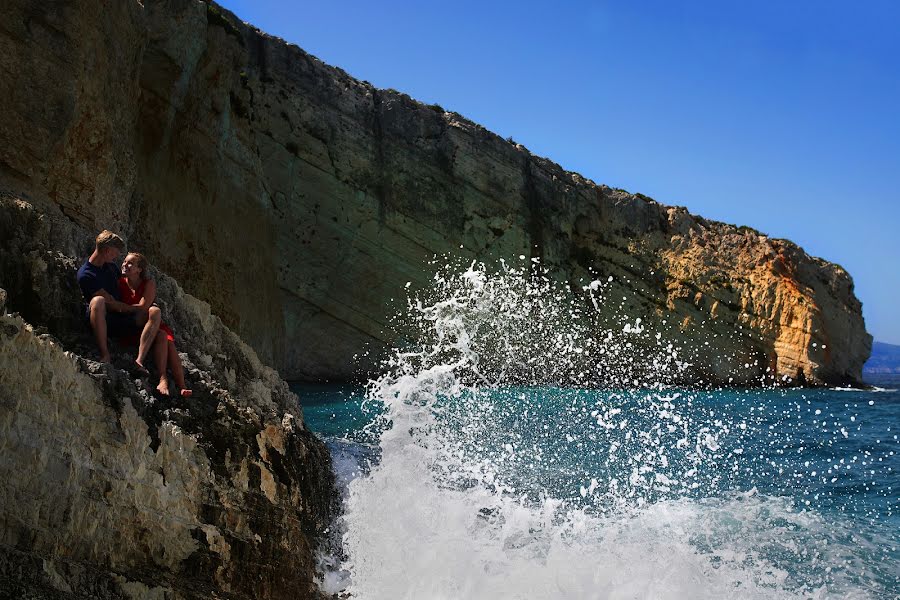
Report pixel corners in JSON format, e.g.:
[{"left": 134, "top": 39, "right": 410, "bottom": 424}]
[{"left": 296, "top": 377, "right": 899, "bottom": 598}]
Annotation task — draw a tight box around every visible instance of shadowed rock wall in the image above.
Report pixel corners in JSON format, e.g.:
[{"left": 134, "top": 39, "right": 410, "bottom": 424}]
[
  {"left": 0, "top": 196, "right": 336, "bottom": 599},
  {"left": 0, "top": 0, "right": 870, "bottom": 384}
]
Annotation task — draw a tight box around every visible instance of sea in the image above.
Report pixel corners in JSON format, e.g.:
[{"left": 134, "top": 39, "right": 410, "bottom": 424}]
[{"left": 291, "top": 260, "right": 899, "bottom": 599}]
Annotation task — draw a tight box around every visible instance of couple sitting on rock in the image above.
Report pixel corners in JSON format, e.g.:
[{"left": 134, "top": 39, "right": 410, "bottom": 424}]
[{"left": 76, "top": 230, "right": 191, "bottom": 397}]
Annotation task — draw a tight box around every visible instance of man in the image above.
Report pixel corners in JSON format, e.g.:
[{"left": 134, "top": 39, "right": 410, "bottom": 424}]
[{"left": 76, "top": 230, "right": 161, "bottom": 366}]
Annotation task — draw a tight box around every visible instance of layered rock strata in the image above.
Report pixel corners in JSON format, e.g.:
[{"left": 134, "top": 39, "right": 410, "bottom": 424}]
[
  {"left": 0, "top": 196, "right": 336, "bottom": 599},
  {"left": 0, "top": 0, "right": 870, "bottom": 384}
]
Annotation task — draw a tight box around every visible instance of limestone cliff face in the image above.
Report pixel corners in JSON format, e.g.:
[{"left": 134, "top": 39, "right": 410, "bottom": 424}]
[
  {"left": 0, "top": 0, "right": 870, "bottom": 384},
  {"left": 0, "top": 196, "right": 336, "bottom": 599}
]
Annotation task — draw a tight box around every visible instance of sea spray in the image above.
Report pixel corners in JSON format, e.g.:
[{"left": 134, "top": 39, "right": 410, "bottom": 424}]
[
  {"left": 317, "top": 259, "right": 898, "bottom": 599},
  {"left": 376, "top": 259, "right": 690, "bottom": 390}
]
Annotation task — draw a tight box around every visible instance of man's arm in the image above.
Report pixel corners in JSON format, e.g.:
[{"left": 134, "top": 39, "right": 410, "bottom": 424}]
[{"left": 94, "top": 289, "right": 138, "bottom": 313}]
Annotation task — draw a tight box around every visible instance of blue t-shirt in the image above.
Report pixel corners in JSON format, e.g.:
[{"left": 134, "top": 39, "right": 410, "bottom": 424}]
[{"left": 77, "top": 260, "right": 121, "bottom": 303}]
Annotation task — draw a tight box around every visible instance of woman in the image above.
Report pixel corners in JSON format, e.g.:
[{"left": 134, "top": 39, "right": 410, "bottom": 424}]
[{"left": 119, "top": 252, "right": 191, "bottom": 397}]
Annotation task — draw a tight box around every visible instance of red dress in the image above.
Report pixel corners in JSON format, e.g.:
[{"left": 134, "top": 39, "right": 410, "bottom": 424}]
[{"left": 117, "top": 277, "right": 175, "bottom": 343}]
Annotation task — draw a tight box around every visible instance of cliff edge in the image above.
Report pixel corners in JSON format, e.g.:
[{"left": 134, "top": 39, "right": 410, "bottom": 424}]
[
  {"left": 0, "top": 0, "right": 871, "bottom": 384},
  {"left": 0, "top": 196, "right": 336, "bottom": 599}
]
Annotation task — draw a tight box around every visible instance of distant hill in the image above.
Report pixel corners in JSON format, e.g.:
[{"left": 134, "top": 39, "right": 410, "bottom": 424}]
[{"left": 864, "top": 341, "right": 900, "bottom": 374}]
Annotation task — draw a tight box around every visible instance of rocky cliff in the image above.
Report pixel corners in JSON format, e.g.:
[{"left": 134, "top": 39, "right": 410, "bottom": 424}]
[
  {"left": 0, "top": 196, "right": 336, "bottom": 599},
  {"left": 0, "top": 0, "right": 871, "bottom": 385}
]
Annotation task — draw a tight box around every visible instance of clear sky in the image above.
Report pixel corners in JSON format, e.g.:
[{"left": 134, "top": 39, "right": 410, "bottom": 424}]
[{"left": 218, "top": 0, "right": 900, "bottom": 344}]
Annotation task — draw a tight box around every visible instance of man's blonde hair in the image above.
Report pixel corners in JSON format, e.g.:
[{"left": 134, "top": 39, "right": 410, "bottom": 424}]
[{"left": 95, "top": 230, "right": 125, "bottom": 252}]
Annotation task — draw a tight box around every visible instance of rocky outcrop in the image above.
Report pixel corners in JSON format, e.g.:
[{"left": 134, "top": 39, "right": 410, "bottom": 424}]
[
  {"left": 0, "top": 196, "right": 336, "bottom": 599},
  {"left": 0, "top": 0, "right": 870, "bottom": 384}
]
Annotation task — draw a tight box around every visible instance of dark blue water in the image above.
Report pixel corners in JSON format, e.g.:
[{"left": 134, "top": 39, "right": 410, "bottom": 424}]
[{"left": 296, "top": 377, "right": 900, "bottom": 597}]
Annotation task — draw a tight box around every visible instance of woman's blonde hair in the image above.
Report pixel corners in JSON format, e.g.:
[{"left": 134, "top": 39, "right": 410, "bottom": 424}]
[{"left": 126, "top": 252, "right": 152, "bottom": 281}]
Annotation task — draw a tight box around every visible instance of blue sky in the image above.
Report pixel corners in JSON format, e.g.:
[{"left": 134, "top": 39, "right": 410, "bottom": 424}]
[{"left": 218, "top": 0, "right": 900, "bottom": 344}]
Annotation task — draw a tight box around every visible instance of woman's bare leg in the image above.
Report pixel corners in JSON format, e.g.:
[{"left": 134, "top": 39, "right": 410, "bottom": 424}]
[
  {"left": 152, "top": 330, "right": 171, "bottom": 395},
  {"left": 167, "top": 340, "right": 189, "bottom": 393},
  {"left": 136, "top": 306, "right": 162, "bottom": 367}
]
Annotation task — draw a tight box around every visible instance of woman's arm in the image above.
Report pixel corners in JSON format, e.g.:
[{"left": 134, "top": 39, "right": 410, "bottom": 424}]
[{"left": 134, "top": 278, "right": 157, "bottom": 309}]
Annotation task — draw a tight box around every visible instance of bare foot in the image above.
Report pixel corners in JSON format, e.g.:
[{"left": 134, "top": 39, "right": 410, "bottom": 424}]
[
  {"left": 99, "top": 353, "right": 111, "bottom": 364},
  {"left": 133, "top": 360, "right": 150, "bottom": 376},
  {"left": 180, "top": 389, "right": 193, "bottom": 398},
  {"left": 156, "top": 377, "right": 171, "bottom": 396}
]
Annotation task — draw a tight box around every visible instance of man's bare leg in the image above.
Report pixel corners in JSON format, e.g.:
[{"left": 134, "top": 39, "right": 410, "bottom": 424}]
[
  {"left": 136, "top": 306, "right": 162, "bottom": 370},
  {"left": 88, "top": 296, "right": 111, "bottom": 363},
  {"left": 152, "top": 330, "right": 171, "bottom": 396}
]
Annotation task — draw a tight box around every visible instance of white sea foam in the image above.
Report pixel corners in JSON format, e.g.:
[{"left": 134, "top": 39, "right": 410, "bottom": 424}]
[
  {"left": 324, "top": 260, "right": 888, "bottom": 599},
  {"left": 831, "top": 385, "right": 898, "bottom": 393}
]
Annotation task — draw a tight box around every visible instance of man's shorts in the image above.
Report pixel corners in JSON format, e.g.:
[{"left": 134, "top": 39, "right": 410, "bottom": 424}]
[{"left": 84, "top": 306, "right": 141, "bottom": 338}]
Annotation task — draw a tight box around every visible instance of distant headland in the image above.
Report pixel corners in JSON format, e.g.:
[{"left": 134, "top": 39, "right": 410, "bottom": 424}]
[{"left": 864, "top": 341, "right": 900, "bottom": 375}]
